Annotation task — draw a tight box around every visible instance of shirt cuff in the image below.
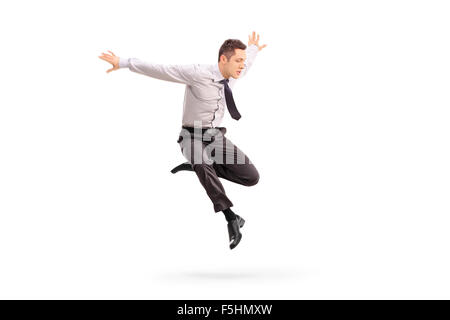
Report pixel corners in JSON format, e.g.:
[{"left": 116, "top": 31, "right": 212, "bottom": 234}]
[
  {"left": 248, "top": 44, "right": 259, "bottom": 52},
  {"left": 118, "top": 57, "right": 130, "bottom": 68}
]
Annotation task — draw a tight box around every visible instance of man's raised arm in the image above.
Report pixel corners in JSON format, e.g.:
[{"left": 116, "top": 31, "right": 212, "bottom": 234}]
[
  {"left": 234, "top": 31, "right": 268, "bottom": 79},
  {"left": 238, "top": 44, "right": 259, "bottom": 79}
]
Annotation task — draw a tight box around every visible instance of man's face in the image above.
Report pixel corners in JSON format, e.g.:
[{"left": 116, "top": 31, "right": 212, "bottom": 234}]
[{"left": 222, "top": 49, "right": 246, "bottom": 79}]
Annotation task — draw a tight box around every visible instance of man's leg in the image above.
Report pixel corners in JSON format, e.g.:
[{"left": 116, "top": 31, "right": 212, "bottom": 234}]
[
  {"left": 192, "top": 163, "right": 234, "bottom": 212},
  {"left": 177, "top": 127, "right": 248, "bottom": 249},
  {"left": 208, "top": 134, "right": 260, "bottom": 187},
  {"left": 178, "top": 129, "right": 234, "bottom": 213}
]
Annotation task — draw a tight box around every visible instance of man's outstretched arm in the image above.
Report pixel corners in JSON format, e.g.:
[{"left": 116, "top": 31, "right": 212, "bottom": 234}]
[
  {"left": 118, "top": 57, "right": 201, "bottom": 85},
  {"left": 98, "top": 50, "right": 200, "bottom": 85}
]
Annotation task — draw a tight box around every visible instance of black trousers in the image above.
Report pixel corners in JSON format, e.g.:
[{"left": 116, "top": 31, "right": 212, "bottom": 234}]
[{"left": 177, "top": 126, "right": 260, "bottom": 212}]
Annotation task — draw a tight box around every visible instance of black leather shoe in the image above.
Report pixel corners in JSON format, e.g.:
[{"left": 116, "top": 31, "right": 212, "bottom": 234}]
[
  {"left": 170, "top": 162, "right": 194, "bottom": 174},
  {"left": 236, "top": 214, "right": 245, "bottom": 228},
  {"left": 227, "top": 219, "right": 242, "bottom": 250}
]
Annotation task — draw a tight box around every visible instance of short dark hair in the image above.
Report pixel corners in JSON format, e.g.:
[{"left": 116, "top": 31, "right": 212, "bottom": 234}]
[{"left": 218, "top": 39, "right": 247, "bottom": 62}]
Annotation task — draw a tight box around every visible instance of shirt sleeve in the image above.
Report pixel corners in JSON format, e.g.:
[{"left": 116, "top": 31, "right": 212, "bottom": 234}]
[
  {"left": 239, "top": 44, "right": 259, "bottom": 78},
  {"left": 118, "top": 57, "right": 201, "bottom": 85}
]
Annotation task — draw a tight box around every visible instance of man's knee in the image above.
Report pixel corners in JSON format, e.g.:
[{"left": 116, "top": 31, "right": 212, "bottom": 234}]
[{"left": 245, "top": 170, "right": 260, "bottom": 186}]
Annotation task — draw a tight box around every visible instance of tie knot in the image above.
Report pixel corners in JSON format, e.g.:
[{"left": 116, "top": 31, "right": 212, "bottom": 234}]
[{"left": 219, "top": 79, "right": 229, "bottom": 84}]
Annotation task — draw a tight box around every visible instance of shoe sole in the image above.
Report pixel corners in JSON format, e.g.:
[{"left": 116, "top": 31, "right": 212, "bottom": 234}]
[{"left": 170, "top": 162, "right": 193, "bottom": 174}]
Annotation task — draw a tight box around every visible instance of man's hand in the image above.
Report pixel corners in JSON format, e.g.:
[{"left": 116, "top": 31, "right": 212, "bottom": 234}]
[
  {"left": 248, "top": 31, "right": 267, "bottom": 51},
  {"left": 98, "top": 50, "right": 120, "bottom": 73}
]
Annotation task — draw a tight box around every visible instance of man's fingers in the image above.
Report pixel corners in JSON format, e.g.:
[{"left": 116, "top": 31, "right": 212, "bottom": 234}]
[
  {"left": 107, "top": 50, "right": 115, "bottom": 56},
  {"left": 99, "top": 55, "right": 112, "bottom": 63},
  {"left": 249, "top": 31, "right": 258, "bottom": 43},
  {"left": 101, "top": 52, "right": 113, "bottom": 58},
  {"left": 99, "top": 56, "right": 109, "bottom": 62}
]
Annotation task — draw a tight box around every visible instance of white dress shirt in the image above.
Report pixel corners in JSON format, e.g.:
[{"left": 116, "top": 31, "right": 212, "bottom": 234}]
[{"left": 118, "top": 44, "right": 259, "bottom": 128}]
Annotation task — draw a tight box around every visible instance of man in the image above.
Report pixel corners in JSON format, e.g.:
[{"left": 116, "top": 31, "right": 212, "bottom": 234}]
[{"left": 98, "top": 31, "right": 267, "bottom": 249}]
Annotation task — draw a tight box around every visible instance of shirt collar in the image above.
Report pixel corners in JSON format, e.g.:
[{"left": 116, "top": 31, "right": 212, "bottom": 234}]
[{"left": 212, "top": 63, "right": 227, "bottom": 83}]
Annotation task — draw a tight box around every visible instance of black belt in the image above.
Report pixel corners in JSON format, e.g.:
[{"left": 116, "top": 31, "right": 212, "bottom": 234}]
[
  {"left": 178, "top": 126, "right": 226, "bottom": 143},
  {"left": 181, "top": 126, "right": 225, "bottom": 134}
]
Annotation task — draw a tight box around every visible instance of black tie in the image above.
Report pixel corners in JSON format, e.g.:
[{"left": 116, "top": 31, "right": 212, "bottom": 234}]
[{"left": 219, "top": 79, "right": 241, "bottom": 120}]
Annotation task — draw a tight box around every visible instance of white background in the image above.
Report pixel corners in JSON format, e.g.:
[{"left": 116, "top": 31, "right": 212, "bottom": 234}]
[{"left": 0, "top": 0, "right": 449, "bottom": 299}]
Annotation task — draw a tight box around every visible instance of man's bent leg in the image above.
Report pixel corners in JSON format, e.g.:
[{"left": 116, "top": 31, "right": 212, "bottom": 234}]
[
  {"left": 213, "top": 162, "right": 260, "bottom": 187},
  {"left": 208, "top": 135, "right": 260, "bottom": 187}
]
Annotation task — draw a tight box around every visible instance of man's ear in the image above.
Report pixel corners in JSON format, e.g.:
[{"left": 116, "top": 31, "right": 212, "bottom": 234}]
[{"left": 220, "top": 55, "right": 228, "bottom": 64}]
